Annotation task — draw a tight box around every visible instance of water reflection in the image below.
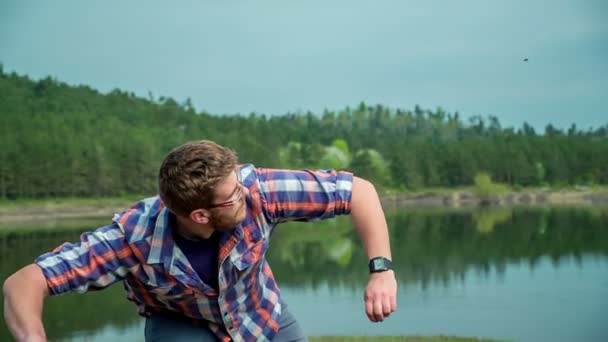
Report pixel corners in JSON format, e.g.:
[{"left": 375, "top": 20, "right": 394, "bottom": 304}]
[
  {"left": 270, "top": 206, "right": 608, "bottom": 290},
  {"left": 1, "top": 206, "right": 607, "bottom": 341}
]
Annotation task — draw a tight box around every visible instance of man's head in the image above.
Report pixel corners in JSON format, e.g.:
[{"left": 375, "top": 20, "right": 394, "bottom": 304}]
[{"left": 158, "top": 140, "right": 247, "bottom": 231}]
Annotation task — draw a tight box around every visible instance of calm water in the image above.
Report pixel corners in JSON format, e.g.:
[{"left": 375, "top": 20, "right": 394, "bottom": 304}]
[{"left": 1, "top": 206, "right": 608, "bottom": 342}]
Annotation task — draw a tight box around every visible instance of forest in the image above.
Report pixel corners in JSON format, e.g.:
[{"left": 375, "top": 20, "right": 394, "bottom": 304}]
[{"left": 1, "top": 65, "right": 607, "bottom": 199}]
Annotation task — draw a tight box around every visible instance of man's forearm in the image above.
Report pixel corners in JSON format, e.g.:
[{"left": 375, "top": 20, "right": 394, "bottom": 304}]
[
  {"left": 350, "top": 176, "right": 398, "bottom": 323},
  {"left": 3, "top": 264, "right": 49, "bottom": 341},
  {"left": 350, "top": 176, "right": 392, "bottom": 260}
]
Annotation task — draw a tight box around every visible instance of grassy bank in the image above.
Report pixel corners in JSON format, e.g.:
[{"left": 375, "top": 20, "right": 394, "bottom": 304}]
[
  {"left": 380, "top": 181, "right": 608, "bottom": 197},
  {"left": 1, "top": 185, "right": 608, "bottom": 228},
  {"left": 0, "top": 195, "right": 144, "bottom": 209},
  {"left": 2, "top": 184, "right": 608, "bottom": 208},
  {"left": 0, "top": 196, "right": 142, "bottom": 229},
  {"left": 381, "top": 184, "right": 608, "bottom": 207},
  {"left": 309, "top": 336, "right": 505, "bottom": 342}
]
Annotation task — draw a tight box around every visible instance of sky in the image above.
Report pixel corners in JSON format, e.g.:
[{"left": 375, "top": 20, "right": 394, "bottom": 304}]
[{"left": 1, "top": 0, "right": 607, "bottom": 131}]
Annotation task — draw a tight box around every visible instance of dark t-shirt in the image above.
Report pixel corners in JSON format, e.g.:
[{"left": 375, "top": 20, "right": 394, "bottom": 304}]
[{"left": 173, "top": 230, "right": 220, "bottom": 291}]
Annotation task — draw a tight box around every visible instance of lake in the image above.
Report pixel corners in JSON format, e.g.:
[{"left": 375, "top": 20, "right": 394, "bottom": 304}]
[{"left": 1, "top": 206, "right": 607, "bottom": 342}]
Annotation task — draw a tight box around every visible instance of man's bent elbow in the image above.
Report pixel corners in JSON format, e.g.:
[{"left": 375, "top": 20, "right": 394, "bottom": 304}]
[
  {"left": 3, "top": 264, "right": 49, "bottom": 298},
  {"left": 3, "top": 268, "right": 19, "bottom": 297},
  {"left": 2, "top": 274, "right": 10, "bottom": 298},
  {"left": 353, "top": 176, "right": 377, "bottom": 194},
  {"left": 3, "top": 264, "right": 49, "bottom": 341}
]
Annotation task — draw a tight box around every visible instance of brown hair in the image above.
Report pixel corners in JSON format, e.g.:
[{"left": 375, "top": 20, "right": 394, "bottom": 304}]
[{"left": 158, "top": 140, "right": 237, "bottom": 216}]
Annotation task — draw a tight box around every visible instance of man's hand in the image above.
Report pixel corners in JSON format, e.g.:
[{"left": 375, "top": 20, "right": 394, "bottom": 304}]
[
  {"left": 19, "top": 333, "right": 47, "bottom": 342},
  {"left": 364, "top": 270, "right": 397, "bottom": 322}
]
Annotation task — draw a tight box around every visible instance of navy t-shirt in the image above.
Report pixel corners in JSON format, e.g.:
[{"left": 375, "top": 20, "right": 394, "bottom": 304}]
[{"left": 173, "top": 230, "right": 220, "bottom": 291}]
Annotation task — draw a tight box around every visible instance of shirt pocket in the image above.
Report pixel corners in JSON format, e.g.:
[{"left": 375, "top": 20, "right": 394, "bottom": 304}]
[{"left": 231, "top": 239, "right": 268, "bottom": 272}]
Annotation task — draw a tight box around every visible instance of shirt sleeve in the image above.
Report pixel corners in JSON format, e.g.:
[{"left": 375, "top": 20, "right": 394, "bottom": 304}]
[
  {"left": 255, "top": 167, "right": 353, "bottom": 224},
  {"left": 34, "top": 222, "right": 137, "bottom": 296}
]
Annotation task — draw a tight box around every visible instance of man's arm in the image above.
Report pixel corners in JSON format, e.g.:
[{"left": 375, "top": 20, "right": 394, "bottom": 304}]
[
  {"left": 350, "top": 176, "right": 397, "bottom": 323},
  {"left": 3, "top": 264, "right": 49, "bottom": 342},
  {"left": 255, "top": 167, "right": 352, "bottom": 227},
  {"left": 3, "top": 223, "right": 136, "bottom": 341},
  {"left": 256, "top": 167, "right": 397, "bottom": 322}
]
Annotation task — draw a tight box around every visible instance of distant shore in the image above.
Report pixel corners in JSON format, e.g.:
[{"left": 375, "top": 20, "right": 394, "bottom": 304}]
[
  {"left": 1, "top": 188, "right": 607, "bottom": 227},
  {"left": 381, "top": 187, "right": 608, "bottom": 208}
]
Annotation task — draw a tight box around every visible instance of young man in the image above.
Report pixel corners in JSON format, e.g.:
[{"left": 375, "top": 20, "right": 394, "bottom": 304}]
[{"left": 3, "top": 140, "right": 397, "bottom": 342}]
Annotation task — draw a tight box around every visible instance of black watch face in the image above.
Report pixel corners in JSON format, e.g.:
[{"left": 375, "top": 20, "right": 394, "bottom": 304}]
[{"left": 371, "top": 257, "right": 391, "bottom": 272}]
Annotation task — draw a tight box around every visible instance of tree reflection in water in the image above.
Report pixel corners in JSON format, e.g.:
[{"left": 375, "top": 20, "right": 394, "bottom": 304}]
[{"left": 1, "top": 206, "right": 607, "bottom": 340}]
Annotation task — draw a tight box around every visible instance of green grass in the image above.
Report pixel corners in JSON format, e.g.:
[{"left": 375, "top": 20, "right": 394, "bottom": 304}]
[
  {"left": 309, "top": 336, "right": 506, "bottom": 342},
  {"left": 0, "top": 196, "right": 141, "bottom": 230},
  {"left": 386, "top": 183, "right": 608, "bottom": 196},
  {"left": 383, "top": 186, "right": 474, "bottom": 197},
  {"left": 2, "top": 183, "right": 608, "bottom": 212},
  {"left": 0, "top": 217, "right": 108, "bottom": 233},
  {"left": 519, "top": 184, "right": 608, "bottom": 192},
  {"left": 0, "top": 195, "right": 143, "bottom": 209}
]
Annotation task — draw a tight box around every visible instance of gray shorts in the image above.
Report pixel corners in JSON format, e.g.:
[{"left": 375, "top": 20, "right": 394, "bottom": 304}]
[{"left": 144, "top": 304, "right": 307, "bottom": 342}]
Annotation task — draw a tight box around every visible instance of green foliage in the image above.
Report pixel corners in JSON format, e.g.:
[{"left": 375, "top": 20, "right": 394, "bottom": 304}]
[
  {"left": 534, "top": 162, "right": 546, "bottom": 184},
  {"left": 1, "top": 68, "right": 608, "bottom": 199},
  {"left": 331, "top": 138, "right": 350, "bottom": 158},
  {"left": 320, "top": 145, "right": 350, "bottom": 170},
  {"left": 350, "top": 149, "right": 391, "bottom": 187},
  {"left": 473, "top": 173, "right": 510, "bottom": 198},
  {"left": 472, "top": 208, "right": 512, "bottom": 234},
  {"left": 278, "top": 142, "right": 305, "bottom": 168}
]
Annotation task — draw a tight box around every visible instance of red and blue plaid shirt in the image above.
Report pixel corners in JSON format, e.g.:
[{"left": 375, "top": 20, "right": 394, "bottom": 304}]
[{"left": 35, "top": 164, "right": 353, "bottom": 341}]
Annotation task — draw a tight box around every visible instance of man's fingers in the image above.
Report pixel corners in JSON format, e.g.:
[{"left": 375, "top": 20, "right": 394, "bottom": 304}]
[
  {"left": 383, "top": 296, "right": 392, "bottom": 317},
  {"left": 366, "top": 298, "right": 376, "bottom": 322},
  {"left": 366, "top": 293, "right": 397, "bottom": 322},
  {"left": 373, "top": 299, "right": 384, "bottom": 322},
  {"left": 364, "top": 271, "right": 398, "bottom": 323}
]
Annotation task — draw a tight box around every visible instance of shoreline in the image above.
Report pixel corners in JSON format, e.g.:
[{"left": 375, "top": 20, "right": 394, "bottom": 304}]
[
  {"left": 380, "top": 188, "right": 608, "bottom": 208},
  {"left": 1, "top": 189, "right": 607, "bottom": 227}
]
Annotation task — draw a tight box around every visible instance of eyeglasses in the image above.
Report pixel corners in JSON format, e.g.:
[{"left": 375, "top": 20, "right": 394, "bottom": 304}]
[{"left": 207, "top": 170, "right": 244, "bottom": 209}]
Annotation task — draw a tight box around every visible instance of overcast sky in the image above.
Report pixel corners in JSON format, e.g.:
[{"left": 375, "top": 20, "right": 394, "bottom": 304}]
[{"left": 1, "top": 0, "right": 607, "bottom": 130}]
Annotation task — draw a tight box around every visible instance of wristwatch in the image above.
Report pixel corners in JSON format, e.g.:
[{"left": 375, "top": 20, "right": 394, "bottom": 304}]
[{"left": 368, "top": 256, "right": 393, "bottom": 273}]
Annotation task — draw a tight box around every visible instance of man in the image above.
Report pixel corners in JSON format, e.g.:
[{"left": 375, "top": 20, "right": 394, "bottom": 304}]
[{"left": 4, "top": 140, "right": 397, "bottom": 341}]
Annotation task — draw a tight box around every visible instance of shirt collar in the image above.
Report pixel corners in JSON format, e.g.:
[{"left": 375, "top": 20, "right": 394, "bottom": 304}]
[{"left": 147, "top": 206, "right": 174, "bottom": 268}]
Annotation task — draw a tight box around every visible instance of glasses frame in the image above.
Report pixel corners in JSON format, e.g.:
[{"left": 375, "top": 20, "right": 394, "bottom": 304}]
[{"left": 207, "top": 170, "right": 244, "bottom": 209}]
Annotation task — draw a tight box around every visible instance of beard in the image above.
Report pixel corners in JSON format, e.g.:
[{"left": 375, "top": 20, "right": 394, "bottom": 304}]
[{"left": 210, "top": 199, "right": 247, "bottom": 231}]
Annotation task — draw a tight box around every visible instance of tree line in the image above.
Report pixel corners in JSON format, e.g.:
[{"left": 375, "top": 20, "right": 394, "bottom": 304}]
[{"left": 1, "top": 66, "right": 607, "bottom": 199}]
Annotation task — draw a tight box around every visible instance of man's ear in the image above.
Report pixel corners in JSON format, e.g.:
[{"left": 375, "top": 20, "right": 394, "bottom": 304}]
[{"left": 189, "top": 209, "right": 210, "bottom": 225}]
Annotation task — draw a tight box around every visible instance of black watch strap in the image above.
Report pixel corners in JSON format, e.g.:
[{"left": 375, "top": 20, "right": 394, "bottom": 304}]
[{"left": 368, "top": 257, "right": 393, "bottom": 273}]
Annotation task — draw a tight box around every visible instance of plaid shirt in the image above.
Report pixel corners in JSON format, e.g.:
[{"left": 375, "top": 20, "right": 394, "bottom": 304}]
[{"left": 35, "top": 164, "right": 353, "bottom": 341}]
